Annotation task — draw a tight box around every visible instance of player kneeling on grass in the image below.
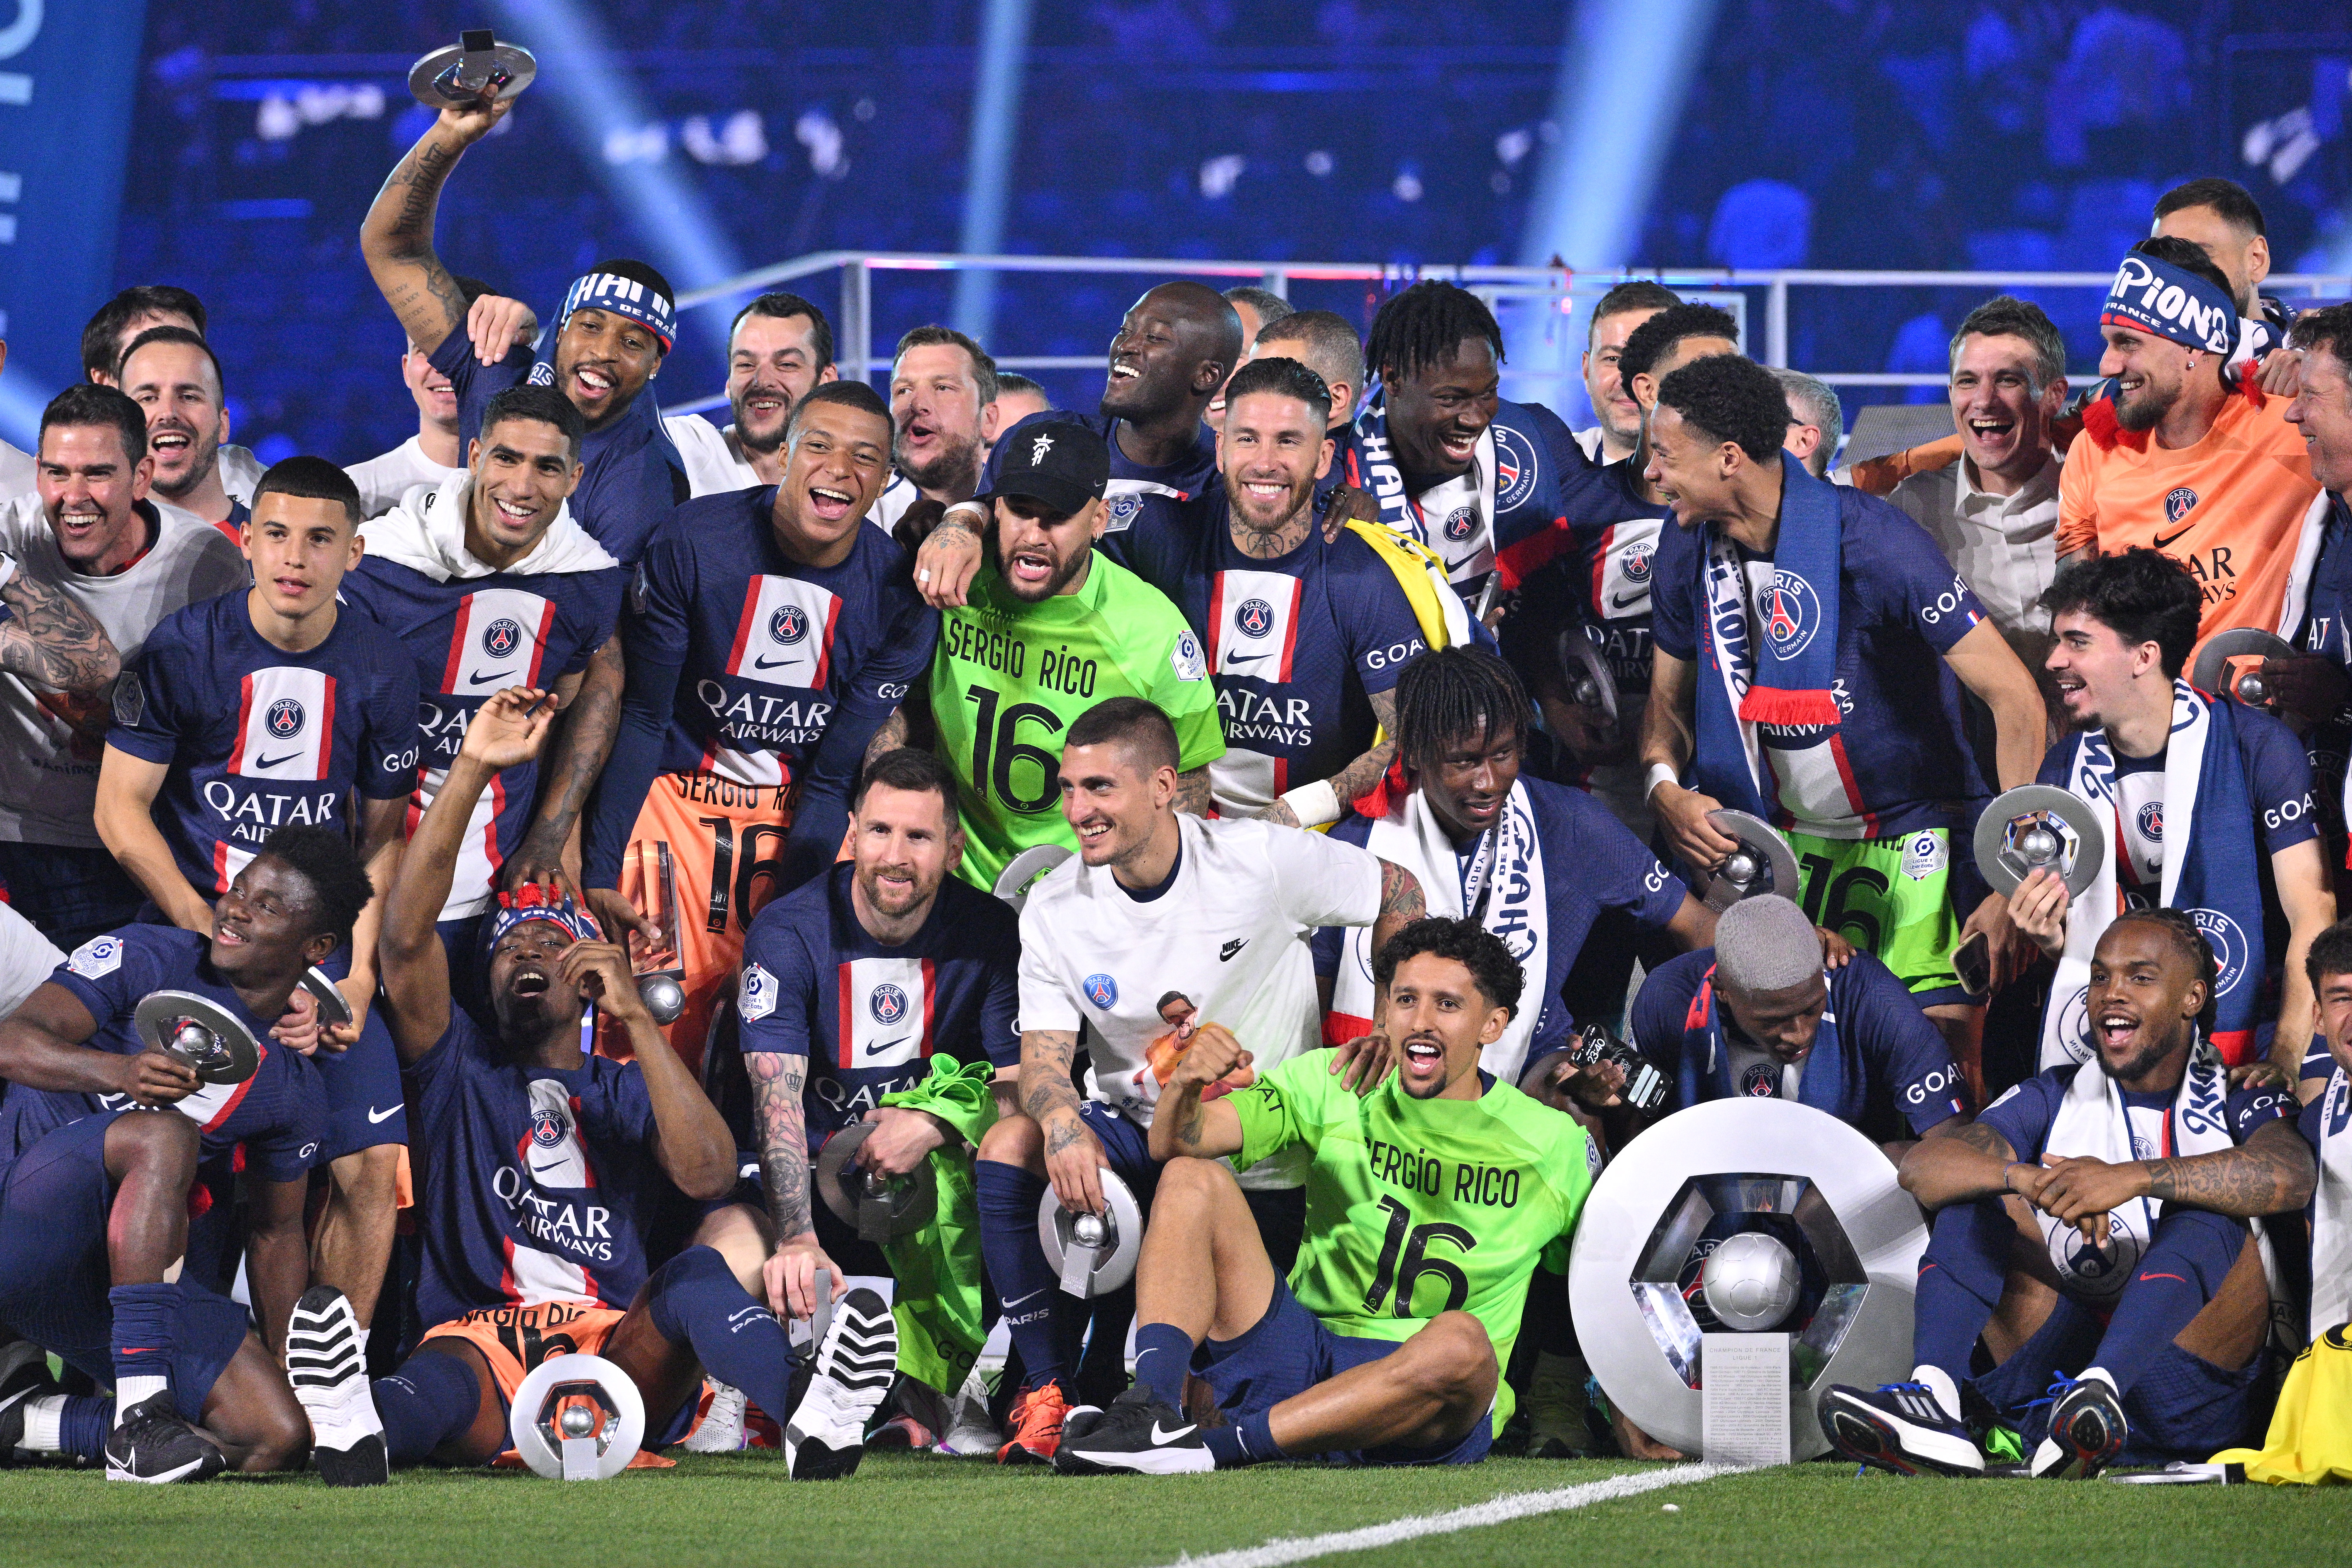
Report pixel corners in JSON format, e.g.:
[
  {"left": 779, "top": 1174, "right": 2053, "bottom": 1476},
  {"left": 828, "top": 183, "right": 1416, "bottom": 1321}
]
[
  {"left": 286, "top": 687, "right": 898, "bottom": 1484},
  {"left": 1054, "top": 917, "right": 1593, "bottom": 1473},
  {"left": 1822, "top": 909, "right": 2313, "bottom": 1480}
]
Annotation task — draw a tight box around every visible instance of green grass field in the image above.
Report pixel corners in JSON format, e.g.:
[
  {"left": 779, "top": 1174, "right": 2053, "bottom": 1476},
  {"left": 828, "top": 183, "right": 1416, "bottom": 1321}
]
[{"left": 0, "top": 1451, "right": 2345, "bottom": 1568}]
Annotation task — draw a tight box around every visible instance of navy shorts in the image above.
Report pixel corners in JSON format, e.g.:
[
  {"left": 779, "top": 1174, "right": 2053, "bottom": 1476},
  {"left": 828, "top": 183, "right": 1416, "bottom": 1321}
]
[
  {"left": 1079, "top": 1100, "right": 1159, "bottom": 1196},
  {"left": 1192, "top": 1278, "right": 1492, "bottom": 1467},
  {"left": 0, "top": 841, "right": 145, "bottom": 951},
  {"left": 0, "top": 1109, "right": 249, "bottom": 1419},
  {"left": 312, "top": 945, "right": 407, "bottom": 1156}
]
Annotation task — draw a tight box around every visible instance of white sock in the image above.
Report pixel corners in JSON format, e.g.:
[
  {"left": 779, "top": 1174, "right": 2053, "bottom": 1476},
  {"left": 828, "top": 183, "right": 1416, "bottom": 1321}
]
[
  {"left": 355, "top": 1327, "right": 370, "bottom": 1360},
  {"left": 113, "top": 1375, "right": 168, "bottom": 1424},
  {"left": 19, "top": 1393, "right": 66, "bottom": 1452},
  {"left": 2077, "top": 1365, "right": 2115, "bottom": 1392},
  {"left": 1912, "top": 1364, "right": 1961, "bottom": 1419}
]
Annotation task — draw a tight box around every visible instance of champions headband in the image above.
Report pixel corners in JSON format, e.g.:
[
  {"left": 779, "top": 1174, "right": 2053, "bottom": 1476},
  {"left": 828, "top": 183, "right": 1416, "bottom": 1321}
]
[
  {"left": 481, "top": 884, "right": 603, "bottom": 958},
  {"left": 2101, "top": 251, "right": 2235, "bottom": 358},
  {"left": 556, "top": 269, "right": 676, "bottom": 353}
]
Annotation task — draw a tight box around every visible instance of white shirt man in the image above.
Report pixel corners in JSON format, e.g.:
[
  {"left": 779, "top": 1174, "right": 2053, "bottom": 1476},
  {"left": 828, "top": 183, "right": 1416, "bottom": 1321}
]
[
  {"left": 348, "top": 336, "right": 469, "bottom": 517},
  {"left": 664, "top": 291, "right": 840, "bottom": 499}
]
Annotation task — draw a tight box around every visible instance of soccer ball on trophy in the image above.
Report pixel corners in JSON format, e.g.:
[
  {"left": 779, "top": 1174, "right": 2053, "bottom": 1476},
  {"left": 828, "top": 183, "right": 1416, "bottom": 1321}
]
[{"left": 1700, "top": 1231, "right": 1802, "bottom": 1332}]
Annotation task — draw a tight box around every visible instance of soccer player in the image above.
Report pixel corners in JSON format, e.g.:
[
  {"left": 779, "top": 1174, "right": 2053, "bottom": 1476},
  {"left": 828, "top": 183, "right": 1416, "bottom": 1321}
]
[
  {"left": 2289, "top": 922, "right": 2352, "bottom": 1336},
  {"left": 979, "top": 697, "right": 1424, "bottom": 1463},
  {"left": 1055, "top": 917, "right": 1590, "bottom": 1472},
  {"left": 361, "top": 82, "right": 683, "bottom": 566},
  {"left": 664, "top": 292, "right": 838, "bottom": 497},
  {"left": 117, "top": 327, "right": 242, "bottom": 540},
  {"left": 1322, "top": 648, "right": 1710, "bottom": 1090},
  {"left": 580, "top": 382, "right": 934, "bottom": 1069},
  {"left": 346, "top": 274, "right": 497, "bottom": 517},
  {"left": 0, "top": 385, "right": 228, "bottom": 949},
  {"left": 1574, "top": 280, "right": 1680, "bottom": 463},
  {"left": 2279, "top": 304, "right": 2352, "bottom": 885},
  {"left": 881, "top": 326, "right": 1002, "bottom": 532},
  {"left": 315, "top": 687, "right": 896, "bottom": 1482},
  {"left": 988, "top": 375, "right": 1053, "bottom": 449},
  {"left": 341, "top": 385, "right": 624, "bottom": 960},
  {"left": 2005, "top": 551, "right": 2330, "bottom": 1079},
  {"left": 2152, "top": 178, "right": 2294, "bottom": 372},
  {"left": 1630, "top": 894, "right": 1969, "bottom": 1143},
  {"left": 95, "top": 456, "right": 420, "bottom": 1338},
  {"left": 893, "top": 416, "right": 1223, "bottom": 891},
  {"left": 78, "top": 286, "right": 263, "bottom": 505},
  {"left": 2056, "top": 239, "right": 2319, "bottom": 643},
  {"left": 1247, "top": 310, "right": 1369, "bottom": 501},
  {"left": 0, "top": 827, "right": 369, "bottom": 1482},
  {"left": 1205, "top": 283, "right": 1293, "bottom": 434},
  {"left": 1771, "top": 367, "right": 1842, "bottom": 479},
  {"left": 1640, "top": 354, "right": 2046, "bottom": 1094},
  {"left": 1823, "top": 910, "right": 2312, "bottom": 1478},
  {"left": 737, "top": 748, "right": 1020, "bottom": 1445}
]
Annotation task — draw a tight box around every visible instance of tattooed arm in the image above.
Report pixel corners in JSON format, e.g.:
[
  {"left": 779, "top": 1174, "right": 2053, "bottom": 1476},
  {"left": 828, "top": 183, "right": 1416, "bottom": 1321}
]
[
  {"left": 1173, "top": 766, "right": 1215, "bottom": 817},
  {"left": 0, "top": 566, "right": 117, "bottom": 695},
  {"left": 2138, "top": 1119, "right": 2317, "bottom": 1218},
  {"left": 360, "top": 86, "right": 515, "bottom": 357},
  {"left": 1257, "top": 688, "right": 1395, "bottom": 829},
  {"left": 505, "top": 636, "right": 622, "bottom": 901},
  {"left": 748, "top": 1051, "right": 844, "bottom": 1319},
  {"left": 1147, "top": 1023, "right": 1248, "bottom": 1161},
  {"left": 1369, "top": 856, "right": 1425, "bottom": 970},
  {"left": 1022, "top": 1027, "right": 1112, "bottom": 1215},
  {"left": 1896, "top": 1116, "right": 2022, "bottom": 1209}
]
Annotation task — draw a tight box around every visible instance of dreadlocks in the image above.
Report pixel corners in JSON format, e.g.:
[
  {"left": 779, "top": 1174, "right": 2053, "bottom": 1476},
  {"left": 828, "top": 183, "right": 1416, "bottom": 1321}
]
[
  {"left": 1366, "top": 280, "right": 1506, "bottom": 385},
  {"left": 1393, "top": 647, "right": 1530, "bottom": 778},
  {"left": 2108, "top": 906, "right": 2220, "bottom": 1034}
]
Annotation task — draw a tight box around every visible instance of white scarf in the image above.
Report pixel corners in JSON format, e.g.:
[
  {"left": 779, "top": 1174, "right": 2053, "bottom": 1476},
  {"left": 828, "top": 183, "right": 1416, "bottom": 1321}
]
[
  {"left": 1335, "top": 779, "right": 1551, "bottom": 1084},
  {"left": 359, "top": 472, "right": 616, "bottom": 583},
  {"left": 2313, "top": 1065, "right": 2352, "bottom": 1339},
  {"left": 1397, "top": 425, "right": 1499, "bottom": 585}
]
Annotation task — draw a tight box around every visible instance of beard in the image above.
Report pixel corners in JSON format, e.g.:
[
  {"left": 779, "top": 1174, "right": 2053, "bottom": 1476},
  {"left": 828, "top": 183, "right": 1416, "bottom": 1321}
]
[
  {"left": 896, "top": 429, "right": 983, "bottom": 496},
  {"left": 2114, "top": 377, "right": 2181, "bottom": 433}
]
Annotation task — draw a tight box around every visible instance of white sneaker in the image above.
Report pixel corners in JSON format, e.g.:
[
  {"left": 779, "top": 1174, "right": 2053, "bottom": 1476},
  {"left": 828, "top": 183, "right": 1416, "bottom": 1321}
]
[
  {"left": 937, "top": 1366, "right": 1000, "bottom": 1458},
  {"left": 285, "top": 1286, "right": 386, "bottom": 1486},
  {"left": 682, "top": 1381, "right": 748, "bottom": 1453},
  {"left": 785, "top": 1288, "right": 896, "bottom": 1479}
]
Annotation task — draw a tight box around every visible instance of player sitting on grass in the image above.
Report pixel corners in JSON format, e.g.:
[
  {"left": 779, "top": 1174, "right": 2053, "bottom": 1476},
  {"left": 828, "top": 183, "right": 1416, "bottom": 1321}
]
[
  {"left": 0, "top": 828, "right": 365, "bottom": 1482},
  {"left": 286, "top": 687, "right": 898, "bottom": 1484},
  {"left": 1821, "top": 909, "right": 2313, "bottom": 1480},
  {"left": 1054, "top": 917, "right": 1593, "bottom": 1473}
]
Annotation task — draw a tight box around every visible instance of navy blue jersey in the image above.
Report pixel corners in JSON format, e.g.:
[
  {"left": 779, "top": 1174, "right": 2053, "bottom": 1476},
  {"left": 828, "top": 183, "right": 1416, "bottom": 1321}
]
[
  {"left": 1115, "top": 499, "right": 1426, "bottom": 810},
  {"left": 737, "top": 863, "right": 1020, "bottom": 1145},
  {"left": 1648, "top": 488, "right": 1991, "bottom": 839},
  {"left": 430, "top": 334, "right": 684, "bottom": 566},
  {"left": 583, "top": 488, "right": 939, "bottom": 890},
  {"left": 1628, "top": 946, "right": 1967, "bottom": 1136},
  {"left": 342, "top": 557, "right": 625, "bottom": 914},
  {"left": 981, "top": 410, "right": 1219, "bottom": 542},
  {"left": 0, "top": 926, "right": 325, "bottom": 1185},
  {"left": 403, "top": 1007, "right": 665, "bottom": 1324},
  {"left": 1315, "top": 776, "right": 1686, "bottom": 1063},
  {"left": 1983, "top": 1060, "right": 2290, "bottom": 1163},
  {"left": 107, "top": 592, "right": 421, "bottom": 896},
  {"left": 1553, "top": 454, "right": 1667, "bottom": 704}
]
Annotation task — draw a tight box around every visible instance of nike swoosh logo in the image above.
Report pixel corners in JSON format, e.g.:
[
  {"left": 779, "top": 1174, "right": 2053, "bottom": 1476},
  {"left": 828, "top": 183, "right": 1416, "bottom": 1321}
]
[
  {"left": 2151, "top": 527, "right": 2191, "bottom": 549},
  {"left": 252, "top": 751, "right": 301, "bottom": 770},
  {"left": 1611, "top": 590, "right": 1647, "bottom": 609},
  {"left": 1151, "top": 1422, "right": 1197, "bottom": 1443},
  {"left": 1003, "top": 1288, "right": 1047, "bottom": 1308},
  {"left": 366, "top": 1105, "right": 400, "bottom": 1124},
  {"left": 1220, "top": 938, "right": 1247, "bottom": 961},
  {"left": 752, "top": 654, "right": 800, "bottom": 670},
  {"left": 868, "top": 1036, "right": 909, "bottom": 1054},
  {"left": 1227, "top": 651, "right": 1270, "bottom": 663},
  {"left": 1444, "top": 553, "right": 1483, "bottom": 574},
  {"left": 466, "top": 670, "right": 511, "bottom": 686},
  {"left": 528, "top": 1159, "right": 568, "bottom": 1177}
]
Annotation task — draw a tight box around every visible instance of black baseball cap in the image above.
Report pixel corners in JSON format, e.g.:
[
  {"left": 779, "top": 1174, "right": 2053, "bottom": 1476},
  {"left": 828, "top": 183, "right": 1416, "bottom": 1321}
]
[{"left": 991, "top": 416, "right": 1110, "bottom": 518}]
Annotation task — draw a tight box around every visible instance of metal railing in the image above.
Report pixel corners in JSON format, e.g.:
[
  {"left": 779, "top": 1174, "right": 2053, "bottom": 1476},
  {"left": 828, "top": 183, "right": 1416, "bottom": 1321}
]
[{"left": 661, "top": 251, "right": 2352, "bottom": 416}]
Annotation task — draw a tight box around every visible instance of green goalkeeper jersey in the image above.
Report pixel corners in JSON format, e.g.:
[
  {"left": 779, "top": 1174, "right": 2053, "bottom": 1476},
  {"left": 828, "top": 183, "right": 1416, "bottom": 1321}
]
[
  {"left": 931, "top": 552, "right": 1224, "bottom": 890},
  {"left": 1229, "top": 1049, "right": 1594, "bottom": 1426}
]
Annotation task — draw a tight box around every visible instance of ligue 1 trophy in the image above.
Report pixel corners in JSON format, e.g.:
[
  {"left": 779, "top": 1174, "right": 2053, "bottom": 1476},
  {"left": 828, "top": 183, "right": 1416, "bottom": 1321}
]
[
  {"left": 408, "top": 29, "right": 538, "bottom": 109},
  {"left": 630, "top": 839, "right": 688, "bottom": 1027}
]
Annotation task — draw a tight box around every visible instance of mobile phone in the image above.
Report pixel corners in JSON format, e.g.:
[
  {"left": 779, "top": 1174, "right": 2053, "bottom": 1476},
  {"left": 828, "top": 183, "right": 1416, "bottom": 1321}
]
[{"left": 1953, "top": 931, "right": 1991, "bottom": 997}]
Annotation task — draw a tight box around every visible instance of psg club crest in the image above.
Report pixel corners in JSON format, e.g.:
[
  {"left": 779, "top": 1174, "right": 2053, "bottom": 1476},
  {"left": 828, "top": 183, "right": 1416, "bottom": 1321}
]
[
  {"left": 769, "top": 604, "right": 809, "bottom": 646},
  {"left": 2136, "top": 801, "right": 2163, "bottom": 842},
  {"left": 1740, "top": 1063, "right": 1779, "bottom": 1097},
  {"left": 1759, "top": 571, "right": 1822, "bottom": 659},
  {"left": 869, "top": 983, "right": 909, "bottom": 1026},
  {"left": 265, "top": 697, "right": 306, "bottom": 739},
  {"left": 2055, "top": 983, "right": 2094, "bottom": 1064},
  {"left": 2164, "top": 487, "right": 2198, "bottom": 525},
  {"left": 1083, "top": 973, "right": 1118, "bottom": 1010},
  {"left": 482, "top": 617, "right": 525, "bottom": 659},
  {"left": 529, "top": 1105, "right": 566, "bottom": 1147},
  {"left": 1489, "top": 423, "right": 1539, "bottom": 512},
  {"left": 2190, "top": 907, "right": 2248, "bottom": 997},
  {"left": 1235, "top": 597, "right": 1274, "bottom": 639},
  {"left": 1620, "top": 541, "right": 1654, "bottom": 585},
  {"left": 1441, "top": 505, "right": 1476, "bottom": 543}
]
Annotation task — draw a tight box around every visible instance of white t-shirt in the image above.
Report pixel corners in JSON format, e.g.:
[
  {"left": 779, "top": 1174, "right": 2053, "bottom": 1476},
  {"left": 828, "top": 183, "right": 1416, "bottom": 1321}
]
[
  {"left": 219, "top": 444, "right": 262, "bottom": 505},
  {"left": 0, "top": 900, "right": 61, "bottom": 1015},
  {"left": 1017, "top": 814, "right": 1381, "bottom": 1186},
  {"left": 347, "top": 435, "right": 462, "bottom": 519},
  {"left": 0, "top": 437, "right": 33, "bottom": 501},
  {"left": 1573, "top": 425, "right": 1604, "bottom": 462},
  {"left": 0, "top": 493, "right": 245, "bottom": 846},
  {"left": 663, "top": 412, "right": 760, "bottom": 498}
]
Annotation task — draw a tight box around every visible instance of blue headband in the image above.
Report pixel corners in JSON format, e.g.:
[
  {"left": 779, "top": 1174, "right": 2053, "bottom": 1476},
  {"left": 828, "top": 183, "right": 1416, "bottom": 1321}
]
[
  {"left": 2101, "top": 251, "right": 2235, "bottom": 357},
  {"left": 481, "top": 885, "right": 603, "bottom": 960},
  {"left": 555, "top": 269, "right": 676, "bottom": 353}
]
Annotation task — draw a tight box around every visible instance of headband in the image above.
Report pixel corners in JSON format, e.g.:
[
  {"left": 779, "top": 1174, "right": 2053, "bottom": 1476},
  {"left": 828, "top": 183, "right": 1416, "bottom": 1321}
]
[
  {"left": 554, "top": 269, "right": 676, "bottom": 354},
  {"left": 2101, "top": 251, "right": 2235, "bottom": 357},
  {"left": 481, "top": 883, "right": 603, "bottom": 959}
]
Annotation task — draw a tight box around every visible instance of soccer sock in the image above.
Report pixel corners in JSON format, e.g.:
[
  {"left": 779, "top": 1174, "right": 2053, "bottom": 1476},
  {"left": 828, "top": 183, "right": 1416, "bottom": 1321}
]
[
  {"left": 1202, "top": 1408, "right": 1283, "bottom": 1469},
  {"left": 645, "top": 1245, "right": 795, "bottom": 1424},
  {"left": 976, "top": 1158, "right": 1067, "bottom": 1389},
  {"left": 1131, "top": 1322, "right": 1194, "bottom": 1409},
  {"left": 1910, "top": 1199, "right": 2009, "bottom": 1389},
  {"left": 373, "top": 1351, "right": 483, "bottom": 1465},
  {"left": 16, "top": 1392, "right": 110, "bottom": 1462},
  {"left": 108, "top": 1282, "right": 182, "bottom": 1423}
]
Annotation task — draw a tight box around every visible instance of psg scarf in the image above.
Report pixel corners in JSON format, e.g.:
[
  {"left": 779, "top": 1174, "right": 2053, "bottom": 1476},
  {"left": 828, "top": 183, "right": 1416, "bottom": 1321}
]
[
  {"left": 1673, "top": 961, "right": 1848, "bottom": 1115},
  {"left": 2040, "top": 682, "right": 2269, "bottom": 1069},
  {"left": 1344, "top": 385, "right": 1565, "bottom": 593}
]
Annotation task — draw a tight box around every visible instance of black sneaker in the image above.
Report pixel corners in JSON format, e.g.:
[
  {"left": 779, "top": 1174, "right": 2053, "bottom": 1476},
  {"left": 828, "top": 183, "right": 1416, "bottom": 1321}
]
[
  {"left": 2030, "top": 1374, "right": 2127, "bottom": 1480},
  {"left": 1818, "top": 1382, "right": 1985, "bottom": 1477},
  {"left": 786, "top": 1288, "right": 897, "bottom": 1480},
  {"left": 286, "top": 1286, "right": 387, "bottom": 1486},
  {"left": 1053, "top": 1386, "right": 1213, "bottom": 1475},
  {"left": 0, "top": 1340, "right": 57, "bottom": 1466},
  {"left": 103, "top": 1392, "right": 224, "bottom": 1484}
]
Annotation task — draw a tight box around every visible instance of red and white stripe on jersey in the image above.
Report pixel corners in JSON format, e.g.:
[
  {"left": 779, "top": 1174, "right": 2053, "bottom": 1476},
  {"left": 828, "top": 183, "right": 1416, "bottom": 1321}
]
[
  {"left": 230, "top": 667, "right": 337, "bottom": 781},
  {"left": 698, "top": 744, "right": 791, "bottom": 790},
  {"left": 501, "top": 1079, "right": 600, "bottom": 1305},
  {"left": 725, "top": 576, "right": 840, "bottom": 691},
  {"left": 1589, "top": 517, "right": 1662, "bottom": 622},
  {"left": 167, "top": 1040, "right": 266, "bottom": 1132},
  {"left": 409, "top": 768, "right": 508, "bottom": 920},
  {"left": 209, "top": 840, "right": 257, "bottom": 897},
  {"left": 439, "top": 588, "right": 556, "bottom": 695},
  {"left": 835, "top": 955, "right": 935, "bottom": 1071},
  {"left": 1206, "top": 569, "right": 1303, "bottom": 683}
]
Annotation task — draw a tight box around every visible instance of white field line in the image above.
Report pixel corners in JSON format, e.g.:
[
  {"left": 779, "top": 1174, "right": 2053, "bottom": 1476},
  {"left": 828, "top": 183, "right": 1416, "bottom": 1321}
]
[{"left": 1155, "top": 1462, "right": 1739, "bottom": 1568}]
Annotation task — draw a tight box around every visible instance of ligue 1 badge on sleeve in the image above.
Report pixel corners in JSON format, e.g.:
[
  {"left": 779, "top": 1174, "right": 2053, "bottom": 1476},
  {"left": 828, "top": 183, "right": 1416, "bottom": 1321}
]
[{"left": 409, "top": 29, "right": 538, "bottom": 109}]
